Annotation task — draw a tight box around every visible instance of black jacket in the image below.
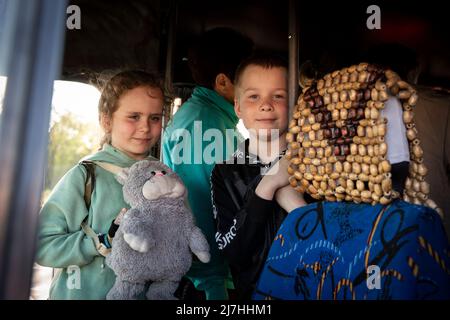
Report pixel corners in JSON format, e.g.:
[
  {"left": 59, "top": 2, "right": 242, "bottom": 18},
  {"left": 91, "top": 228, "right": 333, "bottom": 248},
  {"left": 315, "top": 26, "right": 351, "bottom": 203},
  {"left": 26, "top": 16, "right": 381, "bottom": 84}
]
[{"left": 211, "top": 139, "right": 288, "bottom": 299}]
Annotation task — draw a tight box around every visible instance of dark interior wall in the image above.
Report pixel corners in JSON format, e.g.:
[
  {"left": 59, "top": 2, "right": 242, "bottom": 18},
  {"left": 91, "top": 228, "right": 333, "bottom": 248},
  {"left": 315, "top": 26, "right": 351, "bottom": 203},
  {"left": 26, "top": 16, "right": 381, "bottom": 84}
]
[
  {"left": 61, "top": 0, "right": 450, "bottom": 88},
  {"left": 172, "top": 0, "right": 289, "bottom": 84},
  {"left": 296, "top": 0, "right": 450, "bottom": 86},
  {"left": 63, "top": 0, "right": 164, "bottom": 83}
]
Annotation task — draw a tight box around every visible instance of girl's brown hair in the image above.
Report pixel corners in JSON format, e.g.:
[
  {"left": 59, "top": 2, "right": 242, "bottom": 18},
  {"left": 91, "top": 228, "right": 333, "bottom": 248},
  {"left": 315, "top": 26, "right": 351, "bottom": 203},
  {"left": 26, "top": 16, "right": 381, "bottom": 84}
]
[{"left": 98, "top": 70, "right": 165, "bottom": 147}]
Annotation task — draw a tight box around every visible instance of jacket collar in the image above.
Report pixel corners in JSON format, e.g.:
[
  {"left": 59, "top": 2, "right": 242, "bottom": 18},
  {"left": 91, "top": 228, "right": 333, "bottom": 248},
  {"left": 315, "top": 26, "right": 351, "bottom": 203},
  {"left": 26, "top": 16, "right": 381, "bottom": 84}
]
[
  {"left": 231, "top": 139, "right": 286, "bottom": 171},
  {"left": 190, "top": 86, "right": 239, "bottom": 124},
  {"left": 84, "top": 143, "right": 158, "bottom": 168}
]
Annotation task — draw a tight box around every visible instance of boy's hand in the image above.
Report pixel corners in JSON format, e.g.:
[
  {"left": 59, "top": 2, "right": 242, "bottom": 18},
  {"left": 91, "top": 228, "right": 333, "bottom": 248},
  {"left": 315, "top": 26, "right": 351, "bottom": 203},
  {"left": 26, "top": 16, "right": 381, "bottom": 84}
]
[
  {"left": 275, "top": 185, "right": 307, "bottom": 213},
  {"left": 256, "top": 156, "right": 290, "bottom": 201},
  {"left": 108, "top": 208, "right": 128, "bottom": 240},
  {"left": 114, "top": 208, "right": 128, "bottom": 225}
]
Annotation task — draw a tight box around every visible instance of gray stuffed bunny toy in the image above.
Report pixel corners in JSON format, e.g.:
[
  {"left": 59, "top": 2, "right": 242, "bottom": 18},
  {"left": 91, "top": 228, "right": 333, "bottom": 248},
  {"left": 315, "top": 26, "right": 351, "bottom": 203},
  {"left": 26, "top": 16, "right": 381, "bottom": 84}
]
[{"left": 105, "top": 160, "right": 210, "bottom": 300}]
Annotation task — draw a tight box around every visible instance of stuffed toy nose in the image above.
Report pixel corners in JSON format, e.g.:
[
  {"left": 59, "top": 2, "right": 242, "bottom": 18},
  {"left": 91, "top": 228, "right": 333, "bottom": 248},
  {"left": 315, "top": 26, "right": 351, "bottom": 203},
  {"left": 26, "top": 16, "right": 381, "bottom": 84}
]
[{"left": 152, "top": 171, "right": 165, "bottom": 177}]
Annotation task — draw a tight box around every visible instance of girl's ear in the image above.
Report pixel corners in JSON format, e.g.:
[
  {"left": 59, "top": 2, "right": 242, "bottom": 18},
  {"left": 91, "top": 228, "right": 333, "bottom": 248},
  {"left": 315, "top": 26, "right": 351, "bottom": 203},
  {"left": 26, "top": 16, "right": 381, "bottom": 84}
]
[{"left": 100, "top": 113, "right": 112, "bottom": 133}]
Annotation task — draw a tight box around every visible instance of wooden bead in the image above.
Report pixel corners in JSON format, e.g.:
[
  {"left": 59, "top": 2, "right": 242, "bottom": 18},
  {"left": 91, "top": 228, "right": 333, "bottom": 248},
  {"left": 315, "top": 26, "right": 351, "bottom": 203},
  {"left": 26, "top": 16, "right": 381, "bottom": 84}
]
[
  {"left": 382, "top": 178, "right": 392, "bottom": 193},
  {"left": 294, "top": 171, "right": 303, "bottom": 181},
  {"left": 317, "top": 165, "right": 326, "bottom": 176},
  {"left": 403, "top": 110, "right": 414, "bottom": 123},
  {"left": 308, "top": 185, "right": 318, "bottom": 194},
  {"left": 358, "top": 71, "right": 368, "bottom": 83},
  {"left": 378, "top": 90, "right": 389, "bottom": 102},
  {"left": 386, "top": 77, "right": 397, "bottom": 88},
  {"left": 412, "top": 145, "right": 423, "bottom": 158},
  {"left": 374, "top": 183, "right": 383, "bottom": 196},
  {"left": 380, "top": 196, "right": 391, "bottom": 205},
  {"left": 358, "top": 144, "right": 367, "bottom": 156},
  {"left": 291, "top": 126, "right": 301, "bottom": 134},
  {"left": 366, "top": 145, "right": 374, "bottom": 157},
  {"left": 352, "top": 162, "right": 361, "bottom": 175},
  {"left": 379, "top": 142, "right": 387, "bottom": 156},
  {"left": 343, "top": 161, "right": 352, "bottom": 173},
  {"left": 375, "top": 80, "right": 386, "bottom": 91},
  {"left": 289, "top": 176, "right": 298, "bottom": 187},
  {"left": 385, "top": 69, "right": 399, "bottom": 79},
  {"left": 300, "top": 178, "right": 309, "bottom": 188},
  {"left": 359, "top": 140, "right": 372, "bottom": 150},
  {"left": 336, "top": 186, "right": 346, "bottom": 194},
  {"left": 328, "top": 179, "right": 337, "bottom": 189},
  {"left": 408, "top": 93, "right": 418, "bottom": 106},
  {"left": 370, "top": 164, "right": 378, "bottom": 176},
  {"left": 371, "top": 88, "right": 379, "bottom": 101},
  {"left": 370, "top": 108, "right": 379, "bottom": 120},
  {"left": 406, "top": 128, "right": 417, "bottom": 140},
  {"left": 417, "top": 163, "right": 428, "bottom": 176},
  {"left": 304, "top": 172, "right": 314, "bottom": 181},
  {"left": 398, "top": 90, "right": 412, "bottom": 99},
  {"left": 397, "top": 80, "right": 410, "bottom": 89},
  {"left": 357, "top": 126, "right": 365, "bottom": 137},
  {"left": 379, "top": 160, "right": 391, "bottom": 174},
  {"left": 353, "top": 136, "right": 362, "bottom": 144},
  {"left": 358, "top": 173, "right": 369, "bottom": 182},
  {"left": 425, "top": 198, "right": 438, "bottom": 210},
  {"left": 412, "top": 179, "right": 421, "bottom": 192},
  {"left": 402, "top": 102, "right": 413, "bottom": 111},
  {"left": 361, "top": 163, "right": 370, "bottom": 175},
  {"left": 290, "top": 142, "right": 300, "bottom": 150},
  {"left": 420, "top": 181, "right": 430, "bottom": 194},
  {"left": 350, "top": 144, "right": 357, "bottom": 155}
]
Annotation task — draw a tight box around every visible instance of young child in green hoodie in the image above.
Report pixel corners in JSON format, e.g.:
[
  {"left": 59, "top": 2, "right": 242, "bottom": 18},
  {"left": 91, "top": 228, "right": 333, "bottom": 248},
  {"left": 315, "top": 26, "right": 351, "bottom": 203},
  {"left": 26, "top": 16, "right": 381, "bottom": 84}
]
[{"left": 36, "top": 70, "right": 165, "bottom": 299}]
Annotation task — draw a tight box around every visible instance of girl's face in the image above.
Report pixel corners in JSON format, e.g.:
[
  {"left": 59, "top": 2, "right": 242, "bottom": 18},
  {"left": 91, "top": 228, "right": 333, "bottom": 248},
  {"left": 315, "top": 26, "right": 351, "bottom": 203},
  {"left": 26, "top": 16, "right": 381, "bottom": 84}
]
[{"left": 104, "top": 86, "right": 164, "bottom": 160}]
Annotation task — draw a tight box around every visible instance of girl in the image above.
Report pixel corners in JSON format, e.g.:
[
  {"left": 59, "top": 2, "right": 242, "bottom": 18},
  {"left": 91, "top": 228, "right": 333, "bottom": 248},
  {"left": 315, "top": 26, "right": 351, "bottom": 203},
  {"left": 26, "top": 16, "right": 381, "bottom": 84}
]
[{"left": 36, "top": 70, "right": 165, "bottom": 299}]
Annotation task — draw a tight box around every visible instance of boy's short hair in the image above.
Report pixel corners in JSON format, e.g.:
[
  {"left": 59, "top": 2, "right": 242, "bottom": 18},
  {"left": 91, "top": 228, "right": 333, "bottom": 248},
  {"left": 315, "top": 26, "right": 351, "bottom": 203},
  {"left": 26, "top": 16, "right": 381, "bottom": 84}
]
[
  {"left": 187, "top": 28, "right": 253, "bottom": 89},
  {"left": 234, "top": 52, "right": 288, "bottom": 88}
]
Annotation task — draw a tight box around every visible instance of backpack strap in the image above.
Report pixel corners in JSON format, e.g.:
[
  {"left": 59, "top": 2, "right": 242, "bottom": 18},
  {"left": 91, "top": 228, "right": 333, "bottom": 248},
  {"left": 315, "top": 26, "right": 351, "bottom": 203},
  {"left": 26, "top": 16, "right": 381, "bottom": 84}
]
[
  {"left": 79, "top": 160, "right": 124, "bottom": 257},
  {"left": 80, "top": 160, "right": 96, "bottom": 210}
]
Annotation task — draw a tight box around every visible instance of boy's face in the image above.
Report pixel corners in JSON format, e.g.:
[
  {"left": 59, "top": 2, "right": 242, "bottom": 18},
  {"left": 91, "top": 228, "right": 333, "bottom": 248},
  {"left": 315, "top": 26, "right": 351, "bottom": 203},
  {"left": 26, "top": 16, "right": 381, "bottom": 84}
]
[{"left": 234, "top": 65, "right": 288, "bottom": 140}]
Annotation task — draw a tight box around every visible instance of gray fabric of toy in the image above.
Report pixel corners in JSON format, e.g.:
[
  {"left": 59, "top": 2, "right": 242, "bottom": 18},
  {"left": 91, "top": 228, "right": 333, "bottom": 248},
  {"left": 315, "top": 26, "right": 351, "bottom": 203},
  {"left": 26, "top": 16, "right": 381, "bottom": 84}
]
[{"left": 105, "top": 160, "right": 210, "bottom": 300}]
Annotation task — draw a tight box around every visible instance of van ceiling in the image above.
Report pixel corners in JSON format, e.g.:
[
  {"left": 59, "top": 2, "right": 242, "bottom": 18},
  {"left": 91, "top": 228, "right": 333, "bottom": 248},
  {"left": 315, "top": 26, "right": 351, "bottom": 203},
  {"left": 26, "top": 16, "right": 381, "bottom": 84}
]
[{"left": 62, "top": 0, "right": 450, "bottom": 87}]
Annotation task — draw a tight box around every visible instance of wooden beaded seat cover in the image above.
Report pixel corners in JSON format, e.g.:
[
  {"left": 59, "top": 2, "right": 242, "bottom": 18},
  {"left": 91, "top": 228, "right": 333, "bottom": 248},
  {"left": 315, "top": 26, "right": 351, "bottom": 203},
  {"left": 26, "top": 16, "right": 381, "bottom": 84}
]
[{"left": 286, "top": 63, "right": 443, "bottom": 217}]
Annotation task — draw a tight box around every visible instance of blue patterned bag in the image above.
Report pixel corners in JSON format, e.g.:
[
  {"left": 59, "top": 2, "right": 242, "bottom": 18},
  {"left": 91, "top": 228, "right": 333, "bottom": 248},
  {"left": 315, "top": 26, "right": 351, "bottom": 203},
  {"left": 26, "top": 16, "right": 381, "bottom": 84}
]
[{"left": 254, "top": 200, "right": 450, "bottom": 300}]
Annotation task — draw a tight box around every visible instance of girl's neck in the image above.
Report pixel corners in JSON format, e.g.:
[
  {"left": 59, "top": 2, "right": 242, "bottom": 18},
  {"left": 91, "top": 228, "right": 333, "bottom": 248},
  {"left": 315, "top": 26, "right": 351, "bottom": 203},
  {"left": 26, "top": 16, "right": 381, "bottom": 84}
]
[{"left": 248, "top": 132, "right": 287, "bottom": 164}]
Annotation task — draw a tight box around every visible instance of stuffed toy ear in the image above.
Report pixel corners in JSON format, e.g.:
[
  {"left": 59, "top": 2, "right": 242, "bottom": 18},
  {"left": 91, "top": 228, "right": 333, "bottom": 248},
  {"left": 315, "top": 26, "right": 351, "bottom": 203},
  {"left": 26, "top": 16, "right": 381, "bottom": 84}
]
[{"left": 115, "top": 167, "right": 130, "bottom": 185}]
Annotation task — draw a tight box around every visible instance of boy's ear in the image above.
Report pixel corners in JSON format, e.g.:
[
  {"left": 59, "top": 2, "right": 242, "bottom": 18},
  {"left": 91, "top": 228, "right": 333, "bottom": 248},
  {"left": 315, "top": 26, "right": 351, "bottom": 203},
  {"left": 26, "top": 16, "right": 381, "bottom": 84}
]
[
  {"left": 234, "top": 98, "right": 242, "bottom": 118},
  {"left": 215, "top": 73, "right": 229, "bottom": 89},
  {"left": 214, "top": 73, "right": 234, "bottom": 102}
]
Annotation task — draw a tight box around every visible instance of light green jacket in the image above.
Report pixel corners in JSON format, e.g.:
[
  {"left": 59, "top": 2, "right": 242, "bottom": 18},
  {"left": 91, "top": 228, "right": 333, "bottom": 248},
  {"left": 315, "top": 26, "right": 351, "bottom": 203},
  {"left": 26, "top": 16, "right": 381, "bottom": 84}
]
[{"left": 36, "top": 144, "right": 157, "bottom": 299}]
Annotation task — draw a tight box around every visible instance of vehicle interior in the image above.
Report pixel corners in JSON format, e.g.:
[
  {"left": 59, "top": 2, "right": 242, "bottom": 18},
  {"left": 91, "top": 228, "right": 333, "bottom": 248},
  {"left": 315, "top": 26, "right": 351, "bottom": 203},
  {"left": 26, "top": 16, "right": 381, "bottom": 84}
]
[{"left": 0, "top": 0, "right": 449, "bottom": 299}]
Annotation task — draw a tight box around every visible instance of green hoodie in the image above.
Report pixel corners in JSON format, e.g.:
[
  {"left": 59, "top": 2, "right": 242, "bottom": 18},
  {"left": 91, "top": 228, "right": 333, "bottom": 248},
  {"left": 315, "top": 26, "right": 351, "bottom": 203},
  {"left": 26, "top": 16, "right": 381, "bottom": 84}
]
[
  {"left": 162, "top": 86, "right": 242, "bottom": 299},
  {"left": 36, "top": 144, "right": 157, "bottom": 299}
]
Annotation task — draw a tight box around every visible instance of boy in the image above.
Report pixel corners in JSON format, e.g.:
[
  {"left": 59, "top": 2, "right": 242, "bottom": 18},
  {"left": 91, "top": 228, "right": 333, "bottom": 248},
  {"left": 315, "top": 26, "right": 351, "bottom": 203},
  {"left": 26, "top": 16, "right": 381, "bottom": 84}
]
[
  {"left": 211, "top": 53, "right": 307, "bottom": 300},
  {"left": 163, "top": 28, "right": 253, "bottom": 299}
]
